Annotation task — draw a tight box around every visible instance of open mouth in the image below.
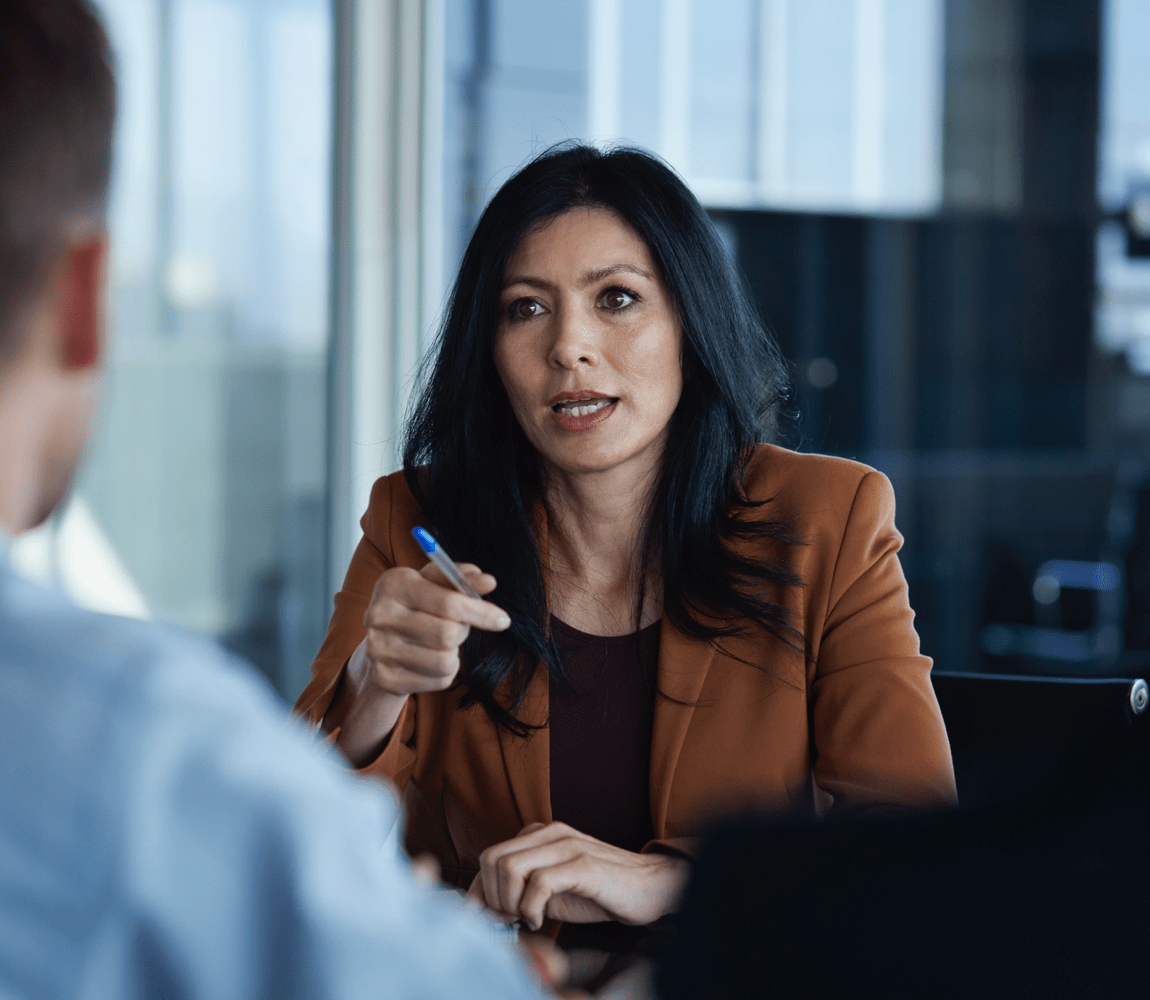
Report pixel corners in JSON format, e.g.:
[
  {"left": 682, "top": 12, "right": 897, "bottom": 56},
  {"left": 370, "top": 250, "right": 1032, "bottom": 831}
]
[{"left": 551, "top": 397, "right": 618, "bottom": 418}]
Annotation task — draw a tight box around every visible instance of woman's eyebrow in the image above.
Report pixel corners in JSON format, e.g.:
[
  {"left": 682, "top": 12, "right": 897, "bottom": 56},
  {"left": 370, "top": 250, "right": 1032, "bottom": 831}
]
[
  {"left": 502, "top": 263, "right": 654, "bottom": 291},
  {"left": 502, "top": 275, "right": 551, "bottom": 291},
  {"left": 579, "top": 264, "right": 653, "bottom": 286}
]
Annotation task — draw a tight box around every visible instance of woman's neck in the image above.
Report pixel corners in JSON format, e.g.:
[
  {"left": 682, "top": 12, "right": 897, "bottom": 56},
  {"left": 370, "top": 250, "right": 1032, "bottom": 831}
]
[{"left": 543, "top": 457, "right": 663, "bottom": 635}]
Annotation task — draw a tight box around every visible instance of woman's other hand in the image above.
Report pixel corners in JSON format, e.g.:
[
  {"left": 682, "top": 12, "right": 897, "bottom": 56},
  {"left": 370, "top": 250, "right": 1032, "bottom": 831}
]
[
  {"left": 465, "top": 822, "right": 690, "bottom": 932},
  {"left": 326, "top": 561, "right": 510, "bottom": 767}
]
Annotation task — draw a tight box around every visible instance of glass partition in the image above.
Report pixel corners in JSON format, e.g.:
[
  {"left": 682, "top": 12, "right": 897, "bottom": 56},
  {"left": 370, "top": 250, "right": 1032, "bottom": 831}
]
[
  {"left": 432, "top": 0, "right": 1148, "bottom": 680},
  {"left": 10, "top": 0, "right": 333, "bottom": 701}
]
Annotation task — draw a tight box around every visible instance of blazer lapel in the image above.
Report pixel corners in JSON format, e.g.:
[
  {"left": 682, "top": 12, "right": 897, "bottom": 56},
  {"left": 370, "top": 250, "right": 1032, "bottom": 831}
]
[
  {"left": 495, "top": 502, "right": 552, "bottom": 829},
  {"left": 650, "top": 620, "right": 716, "bottom": 836},
  {"left": 494, "top": 663, "right": 552, "bottom": 827}
]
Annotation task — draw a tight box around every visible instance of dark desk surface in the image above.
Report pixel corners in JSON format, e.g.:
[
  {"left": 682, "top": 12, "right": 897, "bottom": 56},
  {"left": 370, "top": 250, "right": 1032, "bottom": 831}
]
[{"left": 556, "top": 922, "right": 666, "bottom": 995}]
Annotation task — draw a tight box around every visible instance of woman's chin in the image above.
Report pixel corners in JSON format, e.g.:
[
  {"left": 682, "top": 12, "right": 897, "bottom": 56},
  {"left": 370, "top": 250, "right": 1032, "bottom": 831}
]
[{"left": 538, "top": 442, "right": 664, "bottom": 481}]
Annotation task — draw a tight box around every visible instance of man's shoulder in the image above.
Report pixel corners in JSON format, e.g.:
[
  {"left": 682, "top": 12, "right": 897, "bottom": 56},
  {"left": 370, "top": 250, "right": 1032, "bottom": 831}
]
[
  {"left": 0, "top": 568, "right": 541, "bottom": 1000},
  {"left": 0, "top": 562, "right": 242, "bottom": 700},
  {"left": 0, "top": 563, "right": 297, "bottom": 955},
  {"left": 0, "top": 559, "right": 358, "bottom": 866},
  {"left": 0, "top": 562, "right": 301, "bottom": 805}
]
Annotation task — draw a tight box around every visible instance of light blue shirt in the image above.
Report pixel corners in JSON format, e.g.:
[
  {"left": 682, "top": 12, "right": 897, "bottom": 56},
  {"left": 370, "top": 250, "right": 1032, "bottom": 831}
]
[{"left": 0, "top": 547, "right": 541, "bottom": 999}]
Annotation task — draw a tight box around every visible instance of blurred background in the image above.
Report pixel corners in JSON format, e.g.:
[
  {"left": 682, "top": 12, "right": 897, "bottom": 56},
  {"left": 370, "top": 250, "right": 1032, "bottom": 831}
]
[{"left": 10, "top": 0, "right": 1150, "bottom": 702}]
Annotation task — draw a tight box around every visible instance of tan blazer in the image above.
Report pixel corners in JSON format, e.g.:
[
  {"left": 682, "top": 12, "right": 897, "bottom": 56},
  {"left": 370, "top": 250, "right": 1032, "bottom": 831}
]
[{"left": 295, "top": 445, "right": 957, "bottom": 886}]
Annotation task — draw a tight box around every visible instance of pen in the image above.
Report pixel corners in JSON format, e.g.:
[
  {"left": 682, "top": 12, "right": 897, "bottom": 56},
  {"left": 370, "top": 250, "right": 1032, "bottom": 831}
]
[{"left": 411, "top": 527, "right": 483, "bottom": 600}]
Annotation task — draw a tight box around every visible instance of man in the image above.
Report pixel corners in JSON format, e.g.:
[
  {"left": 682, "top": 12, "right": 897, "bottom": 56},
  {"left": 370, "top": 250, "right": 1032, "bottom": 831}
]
[{"left": 0, "top": 2, "right": 546, "bottom": 996}]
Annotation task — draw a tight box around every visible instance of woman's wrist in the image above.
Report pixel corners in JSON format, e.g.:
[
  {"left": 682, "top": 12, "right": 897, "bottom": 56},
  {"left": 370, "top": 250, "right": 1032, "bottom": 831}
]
[
  {"left": 325, "top": 640, "right": 409, "bottom": 767},
  {"left": 648, "top": 852, "right": 691, "bottom": 920}
]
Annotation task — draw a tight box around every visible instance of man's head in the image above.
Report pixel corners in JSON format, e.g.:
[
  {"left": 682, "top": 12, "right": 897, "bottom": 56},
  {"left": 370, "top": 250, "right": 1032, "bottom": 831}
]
[{"left": 0, "top": 0, "right": 115, "bottom": 535}]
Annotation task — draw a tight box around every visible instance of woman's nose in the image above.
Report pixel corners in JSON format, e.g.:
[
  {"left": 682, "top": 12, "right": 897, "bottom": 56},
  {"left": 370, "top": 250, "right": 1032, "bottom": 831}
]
[{"left": 548, "top": 304, "right": 600, "bottom": 369}]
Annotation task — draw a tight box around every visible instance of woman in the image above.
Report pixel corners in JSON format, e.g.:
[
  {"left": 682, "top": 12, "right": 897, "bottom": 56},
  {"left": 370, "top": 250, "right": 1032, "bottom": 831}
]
[{"left": 296, "top": 144, "right": 956, "bottom": 934}]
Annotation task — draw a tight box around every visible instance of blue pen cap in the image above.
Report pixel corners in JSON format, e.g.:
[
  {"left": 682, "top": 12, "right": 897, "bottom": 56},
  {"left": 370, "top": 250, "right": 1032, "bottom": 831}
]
[{"left": 412, "top": 527, "right": 437, "bottom": 554}]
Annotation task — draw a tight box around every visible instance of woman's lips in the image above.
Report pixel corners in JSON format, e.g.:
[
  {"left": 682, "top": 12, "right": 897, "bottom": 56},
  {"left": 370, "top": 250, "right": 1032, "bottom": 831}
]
[{"left": 549, "top": 398, "right": 618, "bottom": 432}]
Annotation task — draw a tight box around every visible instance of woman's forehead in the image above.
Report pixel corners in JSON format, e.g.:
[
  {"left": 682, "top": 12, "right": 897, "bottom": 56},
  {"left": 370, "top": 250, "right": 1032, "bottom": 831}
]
[{"left": 504, "top": 206, "right": 656, "bottom": 284}]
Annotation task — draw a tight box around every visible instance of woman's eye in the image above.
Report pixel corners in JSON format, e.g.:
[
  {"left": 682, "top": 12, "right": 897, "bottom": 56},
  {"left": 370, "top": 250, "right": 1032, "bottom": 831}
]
[
  {"left": 601, "top": 288, "right": 635, "bottom": 310},
  {"left": 509, "top": 298, "right": 543, "bottom": 321}
]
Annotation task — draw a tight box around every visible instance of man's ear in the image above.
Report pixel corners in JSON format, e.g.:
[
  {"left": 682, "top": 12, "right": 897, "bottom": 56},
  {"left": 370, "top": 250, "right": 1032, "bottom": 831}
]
[{"left": 57, "top": 234, "right": 108, "bottom": 371}]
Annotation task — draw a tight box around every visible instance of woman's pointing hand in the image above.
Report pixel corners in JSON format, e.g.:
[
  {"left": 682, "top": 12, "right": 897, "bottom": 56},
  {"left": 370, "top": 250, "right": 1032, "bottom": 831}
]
[{"left": 326, "top": 560, "right": 510, "bottom": 768}]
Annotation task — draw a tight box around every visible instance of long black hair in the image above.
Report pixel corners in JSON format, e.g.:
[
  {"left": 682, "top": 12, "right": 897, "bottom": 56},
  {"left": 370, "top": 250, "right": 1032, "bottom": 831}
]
[{"left": 403, "top": 143, "right": 802, "bottom": 734}]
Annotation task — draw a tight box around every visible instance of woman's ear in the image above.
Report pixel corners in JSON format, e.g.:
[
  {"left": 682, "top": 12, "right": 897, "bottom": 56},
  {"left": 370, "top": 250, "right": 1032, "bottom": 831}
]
[{"left": 56, "top": 234, "right": 107, "bottom": 371}]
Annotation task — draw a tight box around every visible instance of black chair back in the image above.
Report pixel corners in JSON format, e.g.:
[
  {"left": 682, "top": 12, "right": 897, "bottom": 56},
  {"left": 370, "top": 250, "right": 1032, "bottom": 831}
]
[{"left": 931, "top": 670, "right": 1147, "bottom": 806}]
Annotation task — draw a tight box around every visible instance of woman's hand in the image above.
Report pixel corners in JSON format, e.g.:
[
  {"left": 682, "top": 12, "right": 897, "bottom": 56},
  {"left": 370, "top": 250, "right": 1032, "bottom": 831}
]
[
  {"left": 325, "top": 560, "right": 510, "bottom": 767},
  {"left": 358, "top": 560, "right": 510, "bottom": 697},
  {"left": 465, "top": 822, "right": 690, "bottom": 931}
]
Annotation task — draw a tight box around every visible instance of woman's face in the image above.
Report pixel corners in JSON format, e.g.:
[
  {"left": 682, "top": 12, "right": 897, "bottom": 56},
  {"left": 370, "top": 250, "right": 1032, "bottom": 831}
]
[{"left": 493, "top": 207, "right": 683, "bottom": 482}]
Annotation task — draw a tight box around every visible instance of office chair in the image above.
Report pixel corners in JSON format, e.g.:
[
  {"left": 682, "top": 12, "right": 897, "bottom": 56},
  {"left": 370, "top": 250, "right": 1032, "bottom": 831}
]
[{"left": 931, "top": 670, "right": 1148, "bottom": 807}]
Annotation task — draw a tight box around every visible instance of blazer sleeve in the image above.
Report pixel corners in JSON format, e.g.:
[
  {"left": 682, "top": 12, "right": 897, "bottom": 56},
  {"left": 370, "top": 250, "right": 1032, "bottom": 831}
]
[
  {"left": 292, "top": 476, "right": 420, "bottom": 790},
  {"left": 810, "top": 471, "right": 958, "bottom": 816}
]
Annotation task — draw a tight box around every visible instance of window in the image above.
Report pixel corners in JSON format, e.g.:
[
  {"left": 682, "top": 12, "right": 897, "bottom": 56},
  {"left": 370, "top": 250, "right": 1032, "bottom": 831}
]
[{"left": 11, "top": 0, "right": 333, "bottom": 700}]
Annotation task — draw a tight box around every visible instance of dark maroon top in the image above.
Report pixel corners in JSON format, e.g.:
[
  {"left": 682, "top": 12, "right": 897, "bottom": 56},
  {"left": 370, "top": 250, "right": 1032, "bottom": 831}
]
[{"left": 547, "top": 615, "right": 660, "bottom": 853}]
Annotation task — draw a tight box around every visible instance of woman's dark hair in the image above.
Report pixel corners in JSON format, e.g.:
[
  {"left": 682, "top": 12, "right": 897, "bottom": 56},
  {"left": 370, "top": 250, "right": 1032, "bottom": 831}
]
[{"left": 403, "top": 143, "right": 802, "bottom": 734}]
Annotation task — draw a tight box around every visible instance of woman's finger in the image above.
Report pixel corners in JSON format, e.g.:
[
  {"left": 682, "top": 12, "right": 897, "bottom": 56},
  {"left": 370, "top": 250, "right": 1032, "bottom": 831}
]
[
  {"left": 366, "top": 635, "right": 460, "bottom": 681},
  {"left": 464, "top": 873, "right": 518, "bottom": 924},
  {"left": 477, "top": 822, "right": 588, "bottom": 915},
  {"left": 420, "top": 560, "right": 499, "bottom": 597},
  {"left": 382, "top": 567, "right": 510, "bottom": 631},
  {"left": 482, "top": 838, "right": 584, "bottom": 922},
  {"left": 371, "top": 603, "right": 471, "bottom": 650},
  {"left": 519, "top": 858, "right": 592, "bottom": 932}
]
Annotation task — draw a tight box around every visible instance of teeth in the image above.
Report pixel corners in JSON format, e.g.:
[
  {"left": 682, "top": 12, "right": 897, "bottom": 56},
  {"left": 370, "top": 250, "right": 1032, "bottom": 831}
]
[{"left": 557, "top": 398, "right": 613, "bottom": 418}]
